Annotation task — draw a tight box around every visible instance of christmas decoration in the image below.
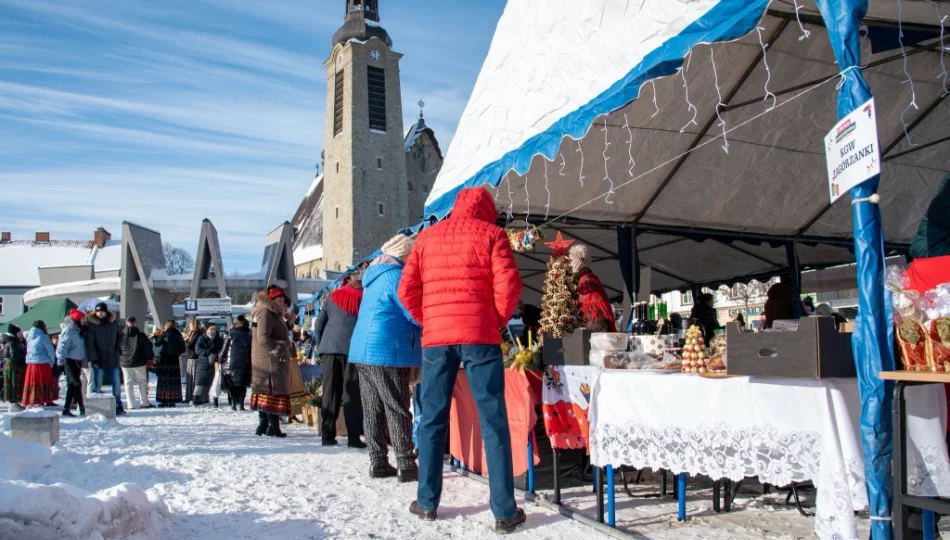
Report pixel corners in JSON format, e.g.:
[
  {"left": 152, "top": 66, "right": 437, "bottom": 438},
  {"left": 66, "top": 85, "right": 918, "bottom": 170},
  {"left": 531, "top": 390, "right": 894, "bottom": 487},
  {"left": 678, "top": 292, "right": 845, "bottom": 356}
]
[
  {"left": 540, "top": 232, "right": 581, "bottom": 338},
  {"left": 680, "top": 325, "right": 708, "bottom": 373},
  {"left": 507, "top": 226, "right": 545, "bottom": 253},
  {"left": 505, "top": 330, "right": 542, "bottom": 373}
]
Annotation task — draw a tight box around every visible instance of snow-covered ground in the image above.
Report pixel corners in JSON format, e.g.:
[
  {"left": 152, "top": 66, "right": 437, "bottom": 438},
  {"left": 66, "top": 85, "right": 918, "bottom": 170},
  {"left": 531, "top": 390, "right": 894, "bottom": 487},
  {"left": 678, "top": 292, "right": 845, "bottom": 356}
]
[{"left": 0, "top": 381, "right": 937, "bottom": 539}]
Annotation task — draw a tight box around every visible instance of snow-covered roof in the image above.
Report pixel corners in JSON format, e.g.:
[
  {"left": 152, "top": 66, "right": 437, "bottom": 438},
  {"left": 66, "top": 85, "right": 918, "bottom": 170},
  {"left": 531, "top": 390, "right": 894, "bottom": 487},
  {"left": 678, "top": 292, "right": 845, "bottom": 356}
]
[
  {"left": 90, "top": 240, "right": 122, "bottom": 273},
  {"left": 293, "top": 244, "right": 324, "bottom": 266},
  {"left": 291, "top": 173, "right": 324, "bottom": 265},
  {"left": 0, "top": 242, "right": 96, "bottom": 288}
]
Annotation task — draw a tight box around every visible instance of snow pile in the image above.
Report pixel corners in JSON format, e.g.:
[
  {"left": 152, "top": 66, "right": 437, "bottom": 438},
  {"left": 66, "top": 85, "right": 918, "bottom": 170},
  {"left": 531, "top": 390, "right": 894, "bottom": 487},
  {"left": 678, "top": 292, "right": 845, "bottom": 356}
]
[
  {"left": 0, "top": 433, "right": 52, "bottom": 481},
  {"left": 0, "top": 481, "right": 169, "bottom": 539}
]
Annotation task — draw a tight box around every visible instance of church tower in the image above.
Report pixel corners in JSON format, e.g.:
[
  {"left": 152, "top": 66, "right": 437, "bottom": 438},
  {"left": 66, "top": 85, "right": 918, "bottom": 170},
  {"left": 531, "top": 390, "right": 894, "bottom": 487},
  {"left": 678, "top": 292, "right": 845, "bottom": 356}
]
[{"left": 321, "top": 0, "right": 409, "bottom": 271}]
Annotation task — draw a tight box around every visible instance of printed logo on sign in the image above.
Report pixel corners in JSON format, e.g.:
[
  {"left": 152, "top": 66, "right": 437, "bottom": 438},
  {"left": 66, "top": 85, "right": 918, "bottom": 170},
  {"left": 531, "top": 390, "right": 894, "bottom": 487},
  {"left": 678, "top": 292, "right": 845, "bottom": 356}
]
[
  {"left": 863, "top": 103, "right": 873, "bottom": 118},
  {"left": 835, "top": 118, "right": 856, "bottom": 144}
]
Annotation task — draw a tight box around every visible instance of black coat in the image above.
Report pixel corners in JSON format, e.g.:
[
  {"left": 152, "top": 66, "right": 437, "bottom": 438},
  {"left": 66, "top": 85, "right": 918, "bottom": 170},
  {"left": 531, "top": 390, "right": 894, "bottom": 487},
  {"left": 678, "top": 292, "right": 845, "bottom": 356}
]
[
  {"left": 1, "top": 333, "right": 25, "bottom": 367},
  {"left": 222, "top": 327, "right": 252, "bottom": 387},
  {"left": 313, "top": 299, "right": 358, "bottom": 357},
  {"left": 84, "top": 311, "right": 122, "bottom": 369},
  {"left": 186, "top": 332, "right": 201, "bottom": 359},
  {"left": 153, "top": 329, "right": 186, "bottom": 366},
  {"left": 119, "top": 327, "right": 153, "bottom": 369},
  {"left": 194, "top": 333, "right": 223, "bottom": 387},
  {"left": 689, "top": 302, "right": 722, "bottom": 343}
]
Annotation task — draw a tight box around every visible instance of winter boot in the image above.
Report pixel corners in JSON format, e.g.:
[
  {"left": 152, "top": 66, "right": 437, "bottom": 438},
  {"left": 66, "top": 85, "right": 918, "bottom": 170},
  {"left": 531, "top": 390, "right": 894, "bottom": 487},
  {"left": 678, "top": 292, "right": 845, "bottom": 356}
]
[
  {"left": 409, "top": 501, "right": 437, "bottom": 521},
  {"left": 79, "top": 405, "right": 86, "bottom": 416},
  {"left": 213, "top": 398, "right": 219, "bottom": 409},
  {"left": 61, "top": 408, "right": 76, "bottom": 418},
  {"left": 255, "top": 411, "right": 268, "bottom": 436},
  {"left": 266, "top": 414, "right": 287, "bottom": 438},
  {"left": 369, "top": 463, "right": 397, "bottom": 479},
  {"left": 494, "top": 508, "right": 527, "bottom": 534},
  {"left": 397, "top": 463, "right": 419, "bottom": 483}
]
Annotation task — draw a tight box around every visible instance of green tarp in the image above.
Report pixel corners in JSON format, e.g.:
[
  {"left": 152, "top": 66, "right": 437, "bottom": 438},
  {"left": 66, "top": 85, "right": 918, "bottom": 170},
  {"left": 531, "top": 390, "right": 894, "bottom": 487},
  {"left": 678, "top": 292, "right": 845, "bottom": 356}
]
[{"left": 0, "top": 298, "right": 77, "bottom": 336}]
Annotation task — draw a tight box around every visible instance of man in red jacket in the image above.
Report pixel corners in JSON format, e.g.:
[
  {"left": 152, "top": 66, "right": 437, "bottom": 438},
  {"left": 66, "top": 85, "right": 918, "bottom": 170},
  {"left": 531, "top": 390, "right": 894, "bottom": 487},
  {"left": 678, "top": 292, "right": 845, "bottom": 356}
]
[{"left": 398, "top": 186, "right": 526, "bottom": 534}]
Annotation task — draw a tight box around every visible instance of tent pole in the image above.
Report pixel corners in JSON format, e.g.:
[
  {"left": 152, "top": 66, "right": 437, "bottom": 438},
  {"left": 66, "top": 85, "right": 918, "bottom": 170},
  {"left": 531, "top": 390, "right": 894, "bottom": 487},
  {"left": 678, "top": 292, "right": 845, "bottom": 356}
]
[
  {"left": 786, "top": 241, "right": 803, "bottom": 319},
  {"left": 616, "top": 227, "right": 637, "bottom": 331},
  {"left": 814, "top": 2, "right": 896, "bottom": 539}
]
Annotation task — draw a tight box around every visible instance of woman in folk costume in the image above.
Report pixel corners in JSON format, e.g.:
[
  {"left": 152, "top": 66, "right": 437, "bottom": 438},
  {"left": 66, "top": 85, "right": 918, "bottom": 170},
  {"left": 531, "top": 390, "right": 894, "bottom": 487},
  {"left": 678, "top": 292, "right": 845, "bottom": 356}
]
[
  {"left": 152, "top": 320, "right": 186, "bottom": 407},
  {"left": 250, "top": 285, "right": 294, "bottom": 437},
  {"left": 22, "top": 320, "right": 59, "bottom": 407},
  {"left": 569, "top": 244, "right": 617, "bottom": 333},
  {"left": 313, "top": 277, "right": 365, "bottom": 447},
  {"left": 349, "top": 234, "right": 421, "bottom": 480}
]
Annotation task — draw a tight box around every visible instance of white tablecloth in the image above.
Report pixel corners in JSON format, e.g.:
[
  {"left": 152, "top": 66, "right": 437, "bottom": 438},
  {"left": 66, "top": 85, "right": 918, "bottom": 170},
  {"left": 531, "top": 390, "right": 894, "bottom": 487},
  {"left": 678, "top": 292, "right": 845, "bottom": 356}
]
[{"left": 588, "top": 372, "right": 950, "bottom": 540}]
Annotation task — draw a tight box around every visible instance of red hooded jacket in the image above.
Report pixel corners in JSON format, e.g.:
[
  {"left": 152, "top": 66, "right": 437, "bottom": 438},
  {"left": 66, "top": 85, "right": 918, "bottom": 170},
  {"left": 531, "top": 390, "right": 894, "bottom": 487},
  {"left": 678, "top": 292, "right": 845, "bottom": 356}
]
[{"left": 398, "top": 187, "right": 523, "bottom": 347}]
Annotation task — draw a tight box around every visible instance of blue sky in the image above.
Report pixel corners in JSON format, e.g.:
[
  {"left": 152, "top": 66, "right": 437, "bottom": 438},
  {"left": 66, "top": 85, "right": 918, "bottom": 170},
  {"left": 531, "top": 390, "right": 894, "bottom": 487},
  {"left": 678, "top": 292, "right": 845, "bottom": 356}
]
[{"left": 0, "top": 0, "right": 505, "bottom": 272}]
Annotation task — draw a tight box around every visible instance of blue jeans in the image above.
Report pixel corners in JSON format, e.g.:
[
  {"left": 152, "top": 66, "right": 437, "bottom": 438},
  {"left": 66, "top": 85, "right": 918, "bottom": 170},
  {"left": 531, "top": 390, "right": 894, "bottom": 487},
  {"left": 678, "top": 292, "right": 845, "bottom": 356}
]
[
  {"left": 93, "top": 366, "right": 123, "bottom": 408},
  {"left": 417, "top": 345, "right": 516, "bottom": 521},
  {"left": 412, "top": 383, "right": 422, "bottom": 448}
]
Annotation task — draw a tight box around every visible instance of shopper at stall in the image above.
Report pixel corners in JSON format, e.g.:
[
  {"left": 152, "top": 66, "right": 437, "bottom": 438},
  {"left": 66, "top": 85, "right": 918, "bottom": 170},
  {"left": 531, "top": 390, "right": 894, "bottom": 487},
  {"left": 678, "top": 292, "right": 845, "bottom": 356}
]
[
  {"left": 250, "top": 286, "right": 293, "bottom": 437},
  {"left": 398, "top": 186, "right": 526, "bottom": 534},
  {"left": 349, "top": 233, "right": 421, "bottom": 480},
  {"left": 802, "top": 296, "right": 816, "bottom": 316},
  {"left": 193, "top": 324, "right": 223, "bottom": 406},
  {"left": 22, "top": 321, "right": 58, "bottom": 407},
  {"left": 222, "top": 315, "right": 252, "bottom": 410},
  {"left": 689, "top": 293, "right": 721, "bottom": 343},
  {"left": 569, "top": 244, "right": 617, "bottom": 333},
  {"left": 119, "top": 317, "right": 154, "bottom": 410},
  {"left": 58, "top": 309, "right": 86, "bottom": 416},
  {"left": 314, "top": 277, "right": 365, "bottom": 448},
  {"left": 2, "top": 324, "right": 26, "bottom": 412},
  {"left": 816, "top": 303, "right": 848, "bottom": 328},
  {"left": 764, "top": 282, "right": 795, "bottom": 329},
  {"left": 153, "top": 321, "right": 185, "bottom": 407},
  {"left": 85, "top": 302, "right": 125, "bottom": 415}
]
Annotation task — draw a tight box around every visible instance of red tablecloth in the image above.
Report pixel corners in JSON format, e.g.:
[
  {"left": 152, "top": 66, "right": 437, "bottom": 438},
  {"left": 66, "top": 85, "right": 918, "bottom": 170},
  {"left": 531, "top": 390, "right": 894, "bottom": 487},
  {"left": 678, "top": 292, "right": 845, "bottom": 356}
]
[{"left": 449, "top": 369, "right": 541, "bottom": 477}]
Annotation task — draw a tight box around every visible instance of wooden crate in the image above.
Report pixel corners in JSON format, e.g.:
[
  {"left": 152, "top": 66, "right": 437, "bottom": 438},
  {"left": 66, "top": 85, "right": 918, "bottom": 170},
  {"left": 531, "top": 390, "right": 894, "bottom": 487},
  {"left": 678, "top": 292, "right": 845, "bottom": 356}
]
[{"left": 727, "top": 319, "right": 856, "bottom": 379}]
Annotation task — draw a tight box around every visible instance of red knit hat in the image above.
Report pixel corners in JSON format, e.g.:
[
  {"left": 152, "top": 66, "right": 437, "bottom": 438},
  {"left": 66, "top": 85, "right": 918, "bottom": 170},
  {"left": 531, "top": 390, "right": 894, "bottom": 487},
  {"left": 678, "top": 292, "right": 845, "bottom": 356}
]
[
  {"left": 267, "top": 286, "right": 287, "bottom": 300},
  {"left": 69, "top": 308, "right": 85, "bottom": 323}
]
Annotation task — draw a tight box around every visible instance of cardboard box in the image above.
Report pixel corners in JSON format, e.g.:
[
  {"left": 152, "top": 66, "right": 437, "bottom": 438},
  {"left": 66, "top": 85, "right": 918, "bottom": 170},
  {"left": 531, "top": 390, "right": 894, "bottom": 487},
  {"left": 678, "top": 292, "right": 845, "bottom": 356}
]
[
  {"left": 542, "top": 329, "right": 592, "bottom": 366},
  {"left": 301, "top": 404, "right": 318, "bottom": 427},
  {"left": 315, "top": 407, "right": 348, "bottom": 438},
  {"left": 727, "top": 319, "right": 856, "bottom": 379}
]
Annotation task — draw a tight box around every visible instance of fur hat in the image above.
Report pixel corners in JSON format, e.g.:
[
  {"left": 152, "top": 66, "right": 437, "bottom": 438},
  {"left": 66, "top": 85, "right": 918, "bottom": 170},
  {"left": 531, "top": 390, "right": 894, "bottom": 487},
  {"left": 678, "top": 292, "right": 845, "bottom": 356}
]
[
  {"left": 568, "top": 244, "right": 591, "bottom": 274},
  {"left": 381, "top": 234, "right": 415, "bottom": 260}
]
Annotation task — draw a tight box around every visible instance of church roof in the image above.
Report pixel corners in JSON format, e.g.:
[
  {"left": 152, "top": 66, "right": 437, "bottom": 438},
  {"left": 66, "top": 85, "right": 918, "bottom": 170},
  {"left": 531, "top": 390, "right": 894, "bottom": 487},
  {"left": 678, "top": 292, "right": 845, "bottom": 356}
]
[
  {"left": 404, "top": 118, "right": 443, "bottom": 161},
  {"left": 291, "top": 173, "right": 324, "bottom": 265}
]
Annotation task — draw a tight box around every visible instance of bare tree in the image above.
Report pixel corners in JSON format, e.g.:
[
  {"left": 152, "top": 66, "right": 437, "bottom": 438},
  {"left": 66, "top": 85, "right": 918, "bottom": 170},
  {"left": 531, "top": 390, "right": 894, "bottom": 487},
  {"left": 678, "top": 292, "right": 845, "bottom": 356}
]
[{"left": 163, "top": 242, "right": 194, "bottom": 276}]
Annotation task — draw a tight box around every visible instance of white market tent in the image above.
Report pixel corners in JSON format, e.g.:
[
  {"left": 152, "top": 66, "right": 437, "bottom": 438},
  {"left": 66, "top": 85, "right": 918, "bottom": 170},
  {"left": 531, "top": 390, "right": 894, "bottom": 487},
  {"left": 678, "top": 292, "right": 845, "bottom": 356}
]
[{"left": 423, "top": 0, "right": 949, "bottom": 304}]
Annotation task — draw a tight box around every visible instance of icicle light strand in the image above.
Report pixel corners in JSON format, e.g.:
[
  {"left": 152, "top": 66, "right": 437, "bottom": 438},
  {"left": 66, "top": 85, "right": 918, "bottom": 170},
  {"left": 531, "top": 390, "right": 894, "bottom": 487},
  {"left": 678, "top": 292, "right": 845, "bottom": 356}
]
[
  {"left": 860, "top": 23, "right": 870, "bottom": 68},
  {"left": 756, "top": 26, "right": 777, "bottom": 111},
  {"left": 558, "top": 152, "right": 567, "bottom": 178},
  {"left": 648, "top": 80, "right": 660, "bottom": 118},
  {"left": 935, "top": 2, "right": 949, "bottom": 95},
  {"left": 792, "top": 0, "right": 811, "bottom": 41},
  {"left": 505, "top": 173, "right": 514, "bottom": 222},
  {"left": 576, "top": 141, "right": 585, "bottom": 187},
  {"left": 523, "top": 170, "right": 530, "bottom": 226},
  {"left": 602, "top": 118, "right": 615, "bottom": 203},
  {"left": 624, "top": 113, "right": 636, "bottom": 177},
  {"left": 543, "top": 157, "right": 551, "bottom": 220},
  {"left": 679, "top": 51, "right": 698, "bottom": 132},
  {"left": 898, "top": 0, "right": 920, "bottom": 146},
  {"left": 536, "top": 66, "right": 860, "bottom": 228},
  {"left": 710, "top": 48, "right": 730, "bottom": 153}
]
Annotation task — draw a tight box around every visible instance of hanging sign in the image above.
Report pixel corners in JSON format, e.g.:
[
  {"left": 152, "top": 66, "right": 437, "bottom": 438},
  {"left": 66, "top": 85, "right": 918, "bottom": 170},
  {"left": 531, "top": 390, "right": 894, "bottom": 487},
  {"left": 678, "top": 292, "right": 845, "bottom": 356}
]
[
  {"left": 184, "top": 298, "right": 232, "bottom": 317},
  {"left": 824, "top": 97, "right": 880, "bottom": 204}
]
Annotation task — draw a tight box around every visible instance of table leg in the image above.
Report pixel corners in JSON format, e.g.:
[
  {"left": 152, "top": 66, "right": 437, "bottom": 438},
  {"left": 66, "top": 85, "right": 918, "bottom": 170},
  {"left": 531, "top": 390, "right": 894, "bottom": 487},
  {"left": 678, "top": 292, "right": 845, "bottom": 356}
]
[
  {"left": 526, "top": 436, "right": 535, "bottom": 494},
  {"left": 606, "top": 464, "right": 615, "bottom": 527},
  {"left": 596, "top": 467, "right": 605, "bottom": 523},
  {"left": 894, "top": 381, "right": 908, "bottom": 540},
  {"left": 660, "top": 469, "right": 667, "bottom": 497},
  {"left": 677, "top": 473, "right": 687, "bottom": 521},
  {"left": 723, "top": 479, "right": 732, "bottom": 512},
  {"left": 923, "top": 510, "right": 936, "bottom": 540},
  {"left": 552, "top": 448, "right": 561, "bottom": 505},
  {"left": 713, "top": 481, "right": 721, "bottom": 513}
]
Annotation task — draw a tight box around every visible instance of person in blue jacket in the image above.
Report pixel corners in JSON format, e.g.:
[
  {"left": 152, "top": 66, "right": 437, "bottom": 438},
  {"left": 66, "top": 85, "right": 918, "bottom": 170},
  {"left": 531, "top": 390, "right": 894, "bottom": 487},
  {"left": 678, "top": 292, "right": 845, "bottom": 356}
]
[
  {"left": 22, "top": 320, "right": 58, "bottom": 407},
  {"left": 57, "top": 309, "right": 87, "bottom": 416},
  {"left": 349, "top": 233, "right": 421, "bottom": 482}
]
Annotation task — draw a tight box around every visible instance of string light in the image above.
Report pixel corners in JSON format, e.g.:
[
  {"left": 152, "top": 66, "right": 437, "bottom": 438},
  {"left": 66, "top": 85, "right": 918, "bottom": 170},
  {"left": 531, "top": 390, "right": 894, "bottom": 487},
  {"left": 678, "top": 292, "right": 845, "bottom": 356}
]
[
  {"left": 898, "top": 0, "right": 919, "bottom": 146},
  {"left": 558, "top": 152, "right": 567, "bottom": 178},
  {"left": 859, "top": 23, "right": 870, "bottom": 68},
  {"left": 505, "top": 172, "right": 514, "bottom": 222},
  {"left": 756, "top": 26, "right": 777, "bottom": 111},
  {"left": 602, "top": 118, "right": 615, "bottom": 203},
  {"left": 624, "top": 113, "right": 636, "bottom": 177},
  {"left": 575, "top": 140, "right": 585, "bottom": 187},
  {"left": 710, "top": 48, "right": 730, "bottom": 153},
  {"left": 679, "top": 50, "right": 698, "bottom": 132},
  {"left": 523, "top": 170, "right": 531, "bottom": 226},
  {"left": 791, "top": 0, "right": 811, "bottom": 41}
]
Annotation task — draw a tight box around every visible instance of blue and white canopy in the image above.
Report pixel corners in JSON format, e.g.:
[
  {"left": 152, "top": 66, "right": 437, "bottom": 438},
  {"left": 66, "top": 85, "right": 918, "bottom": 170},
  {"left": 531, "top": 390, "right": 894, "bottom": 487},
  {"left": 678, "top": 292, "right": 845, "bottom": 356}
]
[{"left": 425, "top": 0, "right": 948, "bottom": 298}]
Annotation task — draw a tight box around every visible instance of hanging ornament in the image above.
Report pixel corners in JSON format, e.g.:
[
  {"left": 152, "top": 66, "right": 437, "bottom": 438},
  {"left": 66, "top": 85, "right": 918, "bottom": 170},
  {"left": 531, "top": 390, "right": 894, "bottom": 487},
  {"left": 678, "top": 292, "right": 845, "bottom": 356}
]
[{"left": 507, "top": 226, "right": 545, "bottom": 253}]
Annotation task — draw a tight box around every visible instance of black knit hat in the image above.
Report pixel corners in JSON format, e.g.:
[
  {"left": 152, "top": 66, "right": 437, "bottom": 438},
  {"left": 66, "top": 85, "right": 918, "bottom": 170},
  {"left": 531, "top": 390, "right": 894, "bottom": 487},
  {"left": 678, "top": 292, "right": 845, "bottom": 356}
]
[
  {"left": 6, "top": 324, "right": 21, "bottom": 335},
  {"left": 95, "top": 302, "right": 110, "bottom": 313}
]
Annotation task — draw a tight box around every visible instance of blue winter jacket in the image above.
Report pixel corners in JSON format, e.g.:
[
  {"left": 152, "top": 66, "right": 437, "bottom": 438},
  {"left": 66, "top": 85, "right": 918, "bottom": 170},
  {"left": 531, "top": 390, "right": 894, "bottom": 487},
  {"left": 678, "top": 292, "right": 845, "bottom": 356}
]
[
  {"left": 56, "top": 317, "right": 85, "bottom": 365},
  {"left": 26, "top": 327, "right": 56, "bottom": 366},
  {"left": 349, "top": 259, "right": 421, "bottom": 368}
]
